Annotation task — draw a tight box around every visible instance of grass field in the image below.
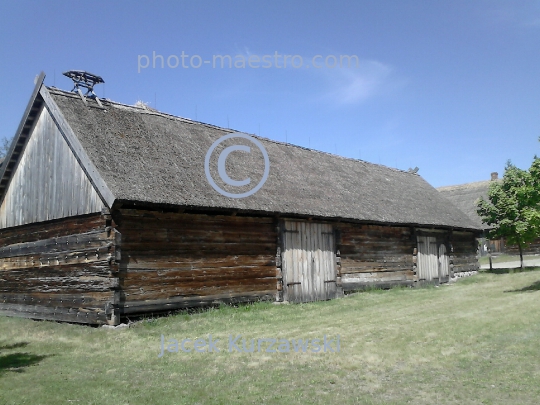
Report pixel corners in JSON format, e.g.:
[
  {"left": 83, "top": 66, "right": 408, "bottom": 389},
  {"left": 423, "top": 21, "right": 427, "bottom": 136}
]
[{"left": 1, "top": 269, "right": 540, "bottom": 405}]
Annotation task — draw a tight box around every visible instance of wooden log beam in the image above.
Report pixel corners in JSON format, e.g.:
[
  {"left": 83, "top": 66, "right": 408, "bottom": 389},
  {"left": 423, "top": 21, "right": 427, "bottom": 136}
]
[{"left": 121, "top": 291, "right": 276, "bottom": 314}]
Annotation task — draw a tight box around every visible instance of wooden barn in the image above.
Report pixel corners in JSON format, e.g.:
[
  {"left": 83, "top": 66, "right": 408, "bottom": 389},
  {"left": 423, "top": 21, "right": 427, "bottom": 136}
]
[
  {"left": 0, "top": 72, "right": 481, "bottom": 325},
  {"left": 438, "top": 174, "right": 540, "bottom": 255}
]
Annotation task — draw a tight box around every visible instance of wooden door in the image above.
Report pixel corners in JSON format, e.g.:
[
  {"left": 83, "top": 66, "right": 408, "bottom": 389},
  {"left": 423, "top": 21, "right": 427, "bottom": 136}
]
[
  {"left": 417, "top": 236, "right": 438, "bottom": 281},
  {"left": 418, "top": 236, "right": 450, "bottom": 283},
  {"left": 438, "top": 244, "right": 449, "bottom": 282},
  {"left": 282, "top": 221, "right": 337, "bottom": 303}
]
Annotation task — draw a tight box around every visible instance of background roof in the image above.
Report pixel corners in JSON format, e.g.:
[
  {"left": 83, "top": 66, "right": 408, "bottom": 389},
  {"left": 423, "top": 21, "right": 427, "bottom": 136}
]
[{"left": 438, "top": 181, "right": 493, "bottom": 229}]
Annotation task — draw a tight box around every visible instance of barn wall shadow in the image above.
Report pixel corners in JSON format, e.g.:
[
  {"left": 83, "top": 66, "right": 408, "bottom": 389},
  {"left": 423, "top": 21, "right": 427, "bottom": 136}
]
[{"left": 505, "top": 280, "right": 540, "bottom": 293}]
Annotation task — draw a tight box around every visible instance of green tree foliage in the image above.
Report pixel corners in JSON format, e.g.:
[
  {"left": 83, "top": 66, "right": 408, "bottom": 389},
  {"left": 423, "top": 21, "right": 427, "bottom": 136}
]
[{"left": 477, "top": 152, "right": 540, "bottom": 269}]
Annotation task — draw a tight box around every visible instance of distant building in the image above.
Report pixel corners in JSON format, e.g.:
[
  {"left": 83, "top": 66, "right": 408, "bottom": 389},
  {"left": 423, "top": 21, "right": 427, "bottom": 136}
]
[{"left": 438, "top": 173, "right": 539, "bottom": 255}]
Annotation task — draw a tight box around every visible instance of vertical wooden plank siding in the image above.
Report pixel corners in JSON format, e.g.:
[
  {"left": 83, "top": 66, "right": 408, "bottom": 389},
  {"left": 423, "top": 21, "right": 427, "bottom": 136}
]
[
  {"left": 417, "top": 237, "right": 427, "bottom": 280},
  {"left": 282, "top": 220, "right": 336, "bottom": 302},
  {"left": 438, "top": 244, "right": 449, "bottom": 281},
  {"left": 287, "top": 222, "right": 296, "bottom": 301},
  {"left": 282, "top": 224, "right": 290, "bottom": 302},
  {"left": 417, "top": 236, "right": 438, "bottom": 282},
  {"left": 312, "top": 223, "right": 319, "bottom": 300},
  {"left": 321, "top": 224, "right": 337, "bottom": 300},
  {"left": 311, "top": 223, "right": 317, "bottom": 300},
  {"left": 428, "top": 238, "right": 439, "bottom": 281},
  {"left": 417, "top": 235, "right": 454, "bottom": 283},
  {"left": 305, "top": 222, "right": 313, "bottom": 301},
  {"left": 303, "top": 222, "right": 312, "bottom": 301},
  {"left": 313, "top": 223, "right": 320, "bottom": 300},
  {"left": 294, "top": 221, "right": 301, "bottom": 300},
  {"left": 0, "top": 107, "right": 104, "bottom": 229}
]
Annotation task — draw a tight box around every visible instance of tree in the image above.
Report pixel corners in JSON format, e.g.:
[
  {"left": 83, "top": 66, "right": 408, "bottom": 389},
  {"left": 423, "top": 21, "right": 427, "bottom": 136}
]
[
  {"left": 0, "top": 137, "right": 11, "bottom": 160},
  {"left": 477, "top": 153, "right": 540, "bottom": 269}
]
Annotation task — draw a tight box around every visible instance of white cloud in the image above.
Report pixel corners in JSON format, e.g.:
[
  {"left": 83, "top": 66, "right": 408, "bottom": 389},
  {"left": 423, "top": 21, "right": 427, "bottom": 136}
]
[
  {"left": 211, "top": 47, "right": 402, "bottom": 105},
  {"left": 317, "top": 60, "right": 396, "bottom": 105}
]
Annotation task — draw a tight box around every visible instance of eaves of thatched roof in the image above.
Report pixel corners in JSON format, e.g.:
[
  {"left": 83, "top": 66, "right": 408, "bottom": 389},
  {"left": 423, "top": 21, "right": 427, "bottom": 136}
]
[{"left": 28, "top": 86, "right": 481, "bottom": 231}]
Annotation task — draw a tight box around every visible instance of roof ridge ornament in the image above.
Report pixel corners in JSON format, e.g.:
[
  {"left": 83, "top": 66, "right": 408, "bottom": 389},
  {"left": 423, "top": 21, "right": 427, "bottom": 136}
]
[{"left": 63, "top": 70, "right": 105, "bottom": 108}]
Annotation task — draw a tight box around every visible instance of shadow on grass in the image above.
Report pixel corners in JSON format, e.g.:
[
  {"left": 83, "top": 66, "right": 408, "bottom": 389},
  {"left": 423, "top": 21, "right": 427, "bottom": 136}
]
[
  {"left": 0, "top": 342, "right": 49, "bottom": 377},
  {"left": 505, "top": 280, "right": 540, "bottom": 293},
  {"left": 0, "top": 342, "right": 29, "bottom": 351},
  {"left": 0, "top": 352, "right": 49, "bottom": 376}
]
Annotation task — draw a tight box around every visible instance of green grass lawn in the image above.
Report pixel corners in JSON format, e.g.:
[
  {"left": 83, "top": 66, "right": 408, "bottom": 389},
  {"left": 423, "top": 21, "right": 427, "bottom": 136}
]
[{"left": 1, "top": 270, "right": 540, "bottom": 405}]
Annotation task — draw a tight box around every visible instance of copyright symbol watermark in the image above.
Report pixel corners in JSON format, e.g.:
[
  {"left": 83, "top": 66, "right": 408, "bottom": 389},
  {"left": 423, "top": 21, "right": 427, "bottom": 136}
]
[{"left": 204, "top": 132, "right": 270, "bottom": 198}]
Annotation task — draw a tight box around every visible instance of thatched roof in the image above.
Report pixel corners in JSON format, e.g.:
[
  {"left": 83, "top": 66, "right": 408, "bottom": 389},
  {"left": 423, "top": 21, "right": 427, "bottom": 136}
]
[
  {"left": 437, "top": 181, "right": 494, "bottom": 230},
  {"left": 46, "top": 87, "right": 479, "bottom": 230}
]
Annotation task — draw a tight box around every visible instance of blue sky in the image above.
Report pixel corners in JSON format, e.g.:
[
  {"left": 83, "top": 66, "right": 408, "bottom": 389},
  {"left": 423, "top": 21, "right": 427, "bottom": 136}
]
[{"left": 0, "top": 0, "right": 539, "bottom": 187}]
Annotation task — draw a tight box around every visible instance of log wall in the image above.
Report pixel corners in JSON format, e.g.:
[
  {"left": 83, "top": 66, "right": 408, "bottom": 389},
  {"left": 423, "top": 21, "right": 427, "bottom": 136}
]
[
  {"left": 114, "top": 209, "right": 278, "bottom": 315},
  {"left": 450, "top": 231, "right": 479, "bottom": 274},
  {"left": 0, "top": 207, "right": 482, "bottom": 324},
  {"left": 0, "top": 213, "right": 118, "bottom": 324},
  {"left": 336, "top": 223, "right": 416, "bottom": 290}
]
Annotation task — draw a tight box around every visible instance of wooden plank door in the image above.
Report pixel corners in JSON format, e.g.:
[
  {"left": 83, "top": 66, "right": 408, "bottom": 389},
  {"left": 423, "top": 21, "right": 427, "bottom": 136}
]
[
  {"left": 282, "top": 221, "right": 337, "bottom": 303},
  {"left": 438, "top": 244, "right": 449, "bottom": 282},
  {"left": 417, "top": 236, "right": 438, "bottom": 281}
]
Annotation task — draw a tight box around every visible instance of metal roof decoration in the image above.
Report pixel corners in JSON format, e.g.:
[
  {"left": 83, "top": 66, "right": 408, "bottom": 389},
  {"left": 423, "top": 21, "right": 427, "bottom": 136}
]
[{"left": 63, "top": 70, "right": 105, "bottom": 108}]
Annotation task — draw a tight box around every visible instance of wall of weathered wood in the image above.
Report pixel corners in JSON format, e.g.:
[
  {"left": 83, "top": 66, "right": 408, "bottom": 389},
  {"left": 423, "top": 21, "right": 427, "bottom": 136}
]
[
  {"left": 337, "top": 224, "right": 416, "bottom": 290},
  {"left": 450, "top": 231, "right": 479, "bottom": 274},
  {"left": 0, "top": 213, "right": 118, "bottom": 324},
  {"left": 0, "top": 106, "right": 105, "bottom": 229},
  {"left": 0, "top": 205, "right": 481, "bottom": 324},
  {"left": 504, "top": 238, "right": 540, "bottom": 256},
  {"left": 114, "top": 209, "right": 278, "bottom": 315}
]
